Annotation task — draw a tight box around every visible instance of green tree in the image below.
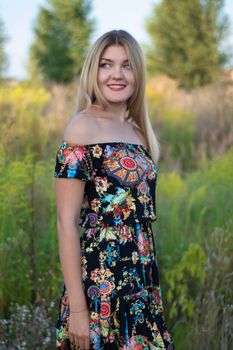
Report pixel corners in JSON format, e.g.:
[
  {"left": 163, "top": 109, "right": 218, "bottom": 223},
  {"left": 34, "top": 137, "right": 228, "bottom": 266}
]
[
  {"left": 0, "top": 17, "right": 8, "bottom": 79},
  {"left": 145, "top": 0, "right": 229, "bottom": 89},
  {"left": 30, "top": 0, "right": 95, "bottom": 84}
]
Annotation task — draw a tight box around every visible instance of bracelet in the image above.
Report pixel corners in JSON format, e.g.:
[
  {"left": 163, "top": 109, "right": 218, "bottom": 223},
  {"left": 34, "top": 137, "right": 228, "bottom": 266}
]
[{"left": 70, "top": 307, "right": 88, "bottom": 313}]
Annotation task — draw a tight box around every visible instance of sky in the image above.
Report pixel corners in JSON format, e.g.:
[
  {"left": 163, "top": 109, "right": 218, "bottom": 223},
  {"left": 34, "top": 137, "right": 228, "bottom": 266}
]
[{"left": 1, "top": 0, "right": 233, "bottom": 80}]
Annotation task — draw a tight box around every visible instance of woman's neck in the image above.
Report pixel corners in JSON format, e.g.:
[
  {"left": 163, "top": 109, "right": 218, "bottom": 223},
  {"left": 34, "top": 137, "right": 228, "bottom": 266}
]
[{"left": 91, "top": 102, "right": 127, "bottom": 124}]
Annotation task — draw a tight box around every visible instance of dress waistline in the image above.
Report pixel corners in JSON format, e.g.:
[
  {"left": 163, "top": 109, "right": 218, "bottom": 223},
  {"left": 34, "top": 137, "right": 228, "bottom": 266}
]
[{"left": 79, "top": 218, "right": 154, "bottom": 230}]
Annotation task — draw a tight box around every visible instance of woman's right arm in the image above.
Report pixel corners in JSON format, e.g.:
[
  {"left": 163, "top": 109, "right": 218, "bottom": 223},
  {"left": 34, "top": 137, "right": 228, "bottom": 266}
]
[
  {"left": 54, "top": 113, "right": 95, "bottom": 349},
  {"left": 55, "top": 176, "right": 90, "bottom": 349}
]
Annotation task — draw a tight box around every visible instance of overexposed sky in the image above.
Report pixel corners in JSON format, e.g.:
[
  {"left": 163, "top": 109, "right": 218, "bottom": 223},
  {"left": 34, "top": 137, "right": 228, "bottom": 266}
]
[{"left": 1, "top": 0, "right": 233, "bottom": 79}]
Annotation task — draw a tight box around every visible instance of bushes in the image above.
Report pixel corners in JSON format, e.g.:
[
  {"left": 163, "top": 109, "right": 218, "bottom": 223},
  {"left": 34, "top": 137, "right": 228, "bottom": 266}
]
[
  {"left": 164, "top": 224, "right": 233, "bottom": 350},
  {"left": 159, "top": 109, "right": 195, "bottom": 170},
  {"left": 0, "top": 155, "right": 61, "bottom": 315},
  {"left": 0, "top": 302, "right": 56, "bottom": 349},
  {"left": 155, "top": 148, "right": 233, "bottom": 349},
  {"left": 166, "top": 242, "right": 206, "bottom": 319},
  {"left": 146, "top": 75, "right": 233, "bottom": 172}
]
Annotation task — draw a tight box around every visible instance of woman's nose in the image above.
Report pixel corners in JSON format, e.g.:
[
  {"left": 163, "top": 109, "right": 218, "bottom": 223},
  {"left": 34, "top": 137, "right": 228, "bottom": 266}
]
[{"left": 112, "top": 65, "right": 123, "bottom": 78}]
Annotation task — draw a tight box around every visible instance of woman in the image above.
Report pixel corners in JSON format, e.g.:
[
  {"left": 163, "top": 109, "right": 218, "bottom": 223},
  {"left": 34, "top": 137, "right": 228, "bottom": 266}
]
[{"left": 54, "top": 29, "right": 174, "bottom": 350}]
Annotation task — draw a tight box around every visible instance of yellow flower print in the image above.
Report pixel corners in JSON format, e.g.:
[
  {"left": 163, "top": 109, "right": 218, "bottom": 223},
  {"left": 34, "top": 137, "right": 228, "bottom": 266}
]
[
  {"left": 91, "top": 198, "right": 101, "bottom": 212},
  {"left": 95, "top": 177, "right": 110, "bottom": 194},
  {"left": 92, "top": 144, "right": 102, "bottom": 158}
]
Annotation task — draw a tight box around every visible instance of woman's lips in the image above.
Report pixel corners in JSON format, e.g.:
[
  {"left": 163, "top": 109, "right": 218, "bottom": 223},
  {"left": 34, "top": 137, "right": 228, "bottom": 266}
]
[{"left": 108, "top": 84, "right": 126, "bottom": 91}]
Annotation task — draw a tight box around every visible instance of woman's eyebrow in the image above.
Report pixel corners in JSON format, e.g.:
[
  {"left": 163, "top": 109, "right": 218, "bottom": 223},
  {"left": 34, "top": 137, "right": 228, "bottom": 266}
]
[{"left": 100, "top": 58, "right": 129, "bottom": 62}]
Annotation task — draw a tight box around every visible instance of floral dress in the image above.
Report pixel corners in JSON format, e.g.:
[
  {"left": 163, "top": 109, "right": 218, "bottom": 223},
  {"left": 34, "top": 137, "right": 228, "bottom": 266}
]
[{"left": 54, "top": 141, "right": 175, "bottom": 350}]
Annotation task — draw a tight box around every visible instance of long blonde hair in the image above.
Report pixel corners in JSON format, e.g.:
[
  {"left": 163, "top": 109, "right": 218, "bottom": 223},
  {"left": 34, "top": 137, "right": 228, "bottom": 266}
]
[{"left": 77, "top": 29, "right": 160, "bottom": 164}]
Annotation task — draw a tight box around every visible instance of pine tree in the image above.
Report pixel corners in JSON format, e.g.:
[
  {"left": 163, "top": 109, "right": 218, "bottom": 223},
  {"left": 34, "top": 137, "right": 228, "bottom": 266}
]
[
  {"left": 145, "top": 0, "right": 229, "bottom": 89},
  {"left": 30, "top": 0, "right": 95, "bottom": 84}
]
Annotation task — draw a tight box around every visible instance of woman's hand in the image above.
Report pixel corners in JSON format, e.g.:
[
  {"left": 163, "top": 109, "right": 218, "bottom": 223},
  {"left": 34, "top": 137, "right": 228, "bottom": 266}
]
[{"left": 68, "top": 309, "right": 90, "bottom": 350}]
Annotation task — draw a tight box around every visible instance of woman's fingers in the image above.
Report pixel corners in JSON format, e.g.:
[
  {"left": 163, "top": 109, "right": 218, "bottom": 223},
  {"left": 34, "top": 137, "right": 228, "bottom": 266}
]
[
  {"left": 68, "top": 332, "right": 79, "bottom": 348},
  {"left": 70, "top": 334, "right": 89, "bottom": 350},
  {"left": 68, "top": 310, "right": 90, "bottom": 349},
  {"left": 68, "top": 332, "right": 75, "bottom": 344},
  {"left": 74, "top": 334, "right": 80, "bottom": 348},
  {"left": 84, "top": 334, "right": 90, "bottom": 350},
  {"left": 79, "top": 334, "right": 90, "bottom": 350}
]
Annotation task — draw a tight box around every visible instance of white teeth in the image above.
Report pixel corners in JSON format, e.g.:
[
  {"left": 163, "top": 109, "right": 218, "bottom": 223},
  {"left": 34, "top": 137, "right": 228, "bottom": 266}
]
[{"left": 109, "top": 85, "right": 125, "bottom": 87}]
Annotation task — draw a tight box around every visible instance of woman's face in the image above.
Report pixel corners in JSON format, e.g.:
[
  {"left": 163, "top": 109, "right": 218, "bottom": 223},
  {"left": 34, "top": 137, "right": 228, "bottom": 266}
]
[{"left": 97, "top": 44, "right": 135, "bottom": 105}]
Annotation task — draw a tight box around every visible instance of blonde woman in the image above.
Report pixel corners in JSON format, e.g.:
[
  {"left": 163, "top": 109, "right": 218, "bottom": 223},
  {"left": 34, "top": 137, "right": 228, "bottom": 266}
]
[{"left": 54, "top": 30, "right": 174, "bottom": 350}]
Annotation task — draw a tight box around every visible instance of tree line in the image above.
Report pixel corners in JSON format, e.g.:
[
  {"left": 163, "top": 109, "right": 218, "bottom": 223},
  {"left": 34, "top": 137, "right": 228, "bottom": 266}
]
[{"left": 0, "top": 0, "right": 231, "bottom": 89}]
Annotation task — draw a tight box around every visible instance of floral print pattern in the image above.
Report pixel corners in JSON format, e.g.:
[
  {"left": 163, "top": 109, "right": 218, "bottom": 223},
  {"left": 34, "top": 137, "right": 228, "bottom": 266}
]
[{"left": 54, "top": 141, "right": 174, "bottom": 349}]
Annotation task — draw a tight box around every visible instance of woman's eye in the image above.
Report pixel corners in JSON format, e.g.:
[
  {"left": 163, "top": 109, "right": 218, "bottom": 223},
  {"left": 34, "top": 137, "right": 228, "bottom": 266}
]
[
  {"left": 99, "top": 63, "right": 110, "bottom": 68},
  {"left": 99, "top": 62, "right": 132, "bottom": 70},
  {"left": 123, "top": 63, "right": 132, "bottom": 69}
]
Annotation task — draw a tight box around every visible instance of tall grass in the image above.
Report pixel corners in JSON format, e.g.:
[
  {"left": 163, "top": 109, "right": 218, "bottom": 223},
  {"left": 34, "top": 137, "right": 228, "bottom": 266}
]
[
  {"left": 0, "top": 80, "right": 232, "bottom": 348},
  {"left": 156, "top": 148, "right": 233, "bottom": 349}
]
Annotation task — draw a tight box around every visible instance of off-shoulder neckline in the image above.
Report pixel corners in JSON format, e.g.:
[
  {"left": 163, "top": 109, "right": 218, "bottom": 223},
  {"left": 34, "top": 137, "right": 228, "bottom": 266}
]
[{"left": 61, "top": 140, "right": 150, "bottom": 153}]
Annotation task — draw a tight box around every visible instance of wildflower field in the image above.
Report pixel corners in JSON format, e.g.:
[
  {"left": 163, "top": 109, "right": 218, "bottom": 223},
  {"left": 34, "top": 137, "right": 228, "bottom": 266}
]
[{"left": 0, "top": 77, "right": 232, "bottom": 349}]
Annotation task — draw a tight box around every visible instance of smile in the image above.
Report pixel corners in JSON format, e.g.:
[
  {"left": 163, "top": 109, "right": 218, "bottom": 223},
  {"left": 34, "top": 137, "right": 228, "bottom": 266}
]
[{"left": 108, "top": 84, "right": 126, "bottom": 91}]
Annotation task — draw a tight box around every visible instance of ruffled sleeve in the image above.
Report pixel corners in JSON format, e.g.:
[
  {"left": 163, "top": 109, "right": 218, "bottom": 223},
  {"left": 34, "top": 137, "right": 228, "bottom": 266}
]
[{"left": 54, "top": 141, "right": 93, "bottom": 182}]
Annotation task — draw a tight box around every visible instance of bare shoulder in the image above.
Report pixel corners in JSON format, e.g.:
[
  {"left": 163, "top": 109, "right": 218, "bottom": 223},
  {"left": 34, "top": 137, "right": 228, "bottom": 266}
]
[{"left": 63, "top": 111, "right": 97, "bottom": 145}]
